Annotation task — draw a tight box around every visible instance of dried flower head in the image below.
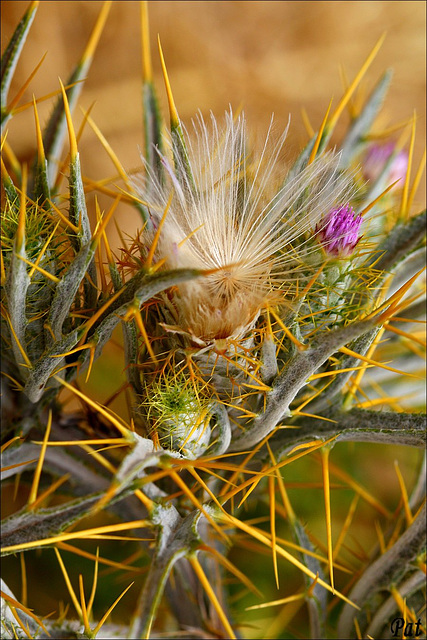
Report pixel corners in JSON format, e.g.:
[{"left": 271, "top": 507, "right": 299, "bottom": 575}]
[
  {"left": 315, "top": 204, "right": 362, "bottom": 256},
  {"left": 137, "top": 110, "right": 355, "bottom": 346}
]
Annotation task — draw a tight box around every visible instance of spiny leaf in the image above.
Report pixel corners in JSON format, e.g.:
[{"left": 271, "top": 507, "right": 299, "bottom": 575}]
[
  {"left": 141, "top": 1, "right": 164, "bottom": 191},
  {"left": 4, "top": 165, "right": 31, "bottom": 376},
  {"left": 23, "top": 328, "right": 80, "bottom": 402},
  {"left": 286, "top": 34, "right": 386, "bottom": 182},
  {"left": 41, "top": 1, "right": 111, "bottom": 188},
  {"left": 31, "top": 96, "right": 51, "bottom": 205},
  {"left": 189, "top": 554, "right": 236, "bottom": 639},
  {"left": 1, "top": 1, "right": 39, "bottom": 120},
  {"left": 46, "top": 241, "right": 94, "bottom": 342},
  {"left": 128, "top": 508, "right": 202, "bottom": 638},
  {"left": 59, "top": 78, "right": 98, "bottom": 309},
  {"left": 337, "top": 502, "right": 426, "bottom": 637},
  {"left": 157, "top": 35, "right": 195, "bottom": 192},
  {"left": 398, "top": 111, "right": 417, "bottom": 222},
  {"left": 230, "top": 316, "right": 378, "bottom": 451},
  {"left": 2, "top": 509, "right": 149, "bottom": 556},
  {"left": 339, "top": 70, "right": 393, "bottom": 166},
  {"left": 327, "top": 32, "right": 386, "bottom": 132}
]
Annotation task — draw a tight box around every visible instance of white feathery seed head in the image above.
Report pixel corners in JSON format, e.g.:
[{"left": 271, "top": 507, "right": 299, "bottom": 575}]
[{"left": 136, "top": 109, "right": 356, "bottom": 346}]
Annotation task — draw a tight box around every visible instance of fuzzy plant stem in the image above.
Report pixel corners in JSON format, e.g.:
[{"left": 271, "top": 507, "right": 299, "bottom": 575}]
[
  {"left": 365, "top": 569, "right": 426, "bottom": 639},
  {"left": 127, "top": 508, "right": 201, "bottom": 639},
  {"left": 337, "top": 501, "right": 426, "bottom": 638},
  {"left": 229, "top": 317, "right": 378, "bottom": 451},
  {"left": 262, "top": 409, "right": 427, "bottom": 464}
]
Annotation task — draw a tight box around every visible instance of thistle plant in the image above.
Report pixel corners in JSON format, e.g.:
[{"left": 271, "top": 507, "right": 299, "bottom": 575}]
[{"left": 1, "top": 3, "right": 426, "bottom": 639}]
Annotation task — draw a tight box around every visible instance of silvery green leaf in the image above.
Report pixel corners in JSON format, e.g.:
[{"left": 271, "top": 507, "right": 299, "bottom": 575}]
[
  {"left": 1, "top": 578, "right": 42, "bottom": 639},
  {"left": 23, "top": 328, "right": 79, "bottom": 402},
  {"left": 1, "top": 492, "right": 107, "bottom": 556},
  {"left": 337, "top": 502, "right": 426, "bottom": 638},
  {"left": 32, "top": 155, "right": 51, "bottom": 206},
  {"left": 48, "top": 242, "right": 93, "bottom": 341},
  {"left": 292, "top": 520, "right": 327, "bottom": 640},
  {"left": 230, "top": 315, "right": 378, "bottom": 451},
  {"left": 365, "top": 570, "right": 426, "bottom": 639},
  {"left": 339, "top": 70, "right": 392, "bottom": 167},
  {"left": 365, "top": 209, "right": 426, "bottom": 274},
  {"left": 143, "top": 81, "right": 164, "bottom": 187},
  {"left": 4, "top": 223, "right": 31, "bottom": 378},
  {"left": 77, "top": 268, "right": 204, "bottom": 373},
  {"left": 42, "top": 5, "right": 110, "bottom": 189},
  {"left": 129, "top": 508, "right": 202, "bottom": 639},
  {"left": 266, "top": 409, "right": 426, "bottom": 464},
  {"left": 68, "top": 152, "right": 97, "bottom": 308},
  {"left": 0, "top": 1, "right": 38, "bottom": 129},
  {"left": 206, "top": 402, "right": 231, "bottom": 456}
]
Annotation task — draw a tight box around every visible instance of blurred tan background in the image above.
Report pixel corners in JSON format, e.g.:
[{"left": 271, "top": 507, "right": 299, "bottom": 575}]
[
  {"left": 1, "top": 5, "right": 425, "bottom": 623},
  {"left": 2, "top": 1, "right": 426, "bottom": 247}
]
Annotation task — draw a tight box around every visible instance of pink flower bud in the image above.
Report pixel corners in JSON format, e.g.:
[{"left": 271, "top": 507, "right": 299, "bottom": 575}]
[
  {"left": 316, "top": 204, "right": 362, "bottom": 256},
  {"left": 363, "top": 143, "right": 408, "bottom": 188}
]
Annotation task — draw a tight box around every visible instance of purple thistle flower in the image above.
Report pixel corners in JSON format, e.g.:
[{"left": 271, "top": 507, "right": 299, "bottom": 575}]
[
  {"left": 316, "top": 204, "right": 362, "bottom": 257},
  {"left": 363, "top": 142, "right": 408, "bottom": 188}
]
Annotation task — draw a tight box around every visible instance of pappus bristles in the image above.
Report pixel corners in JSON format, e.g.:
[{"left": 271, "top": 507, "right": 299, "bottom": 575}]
[{"left": 134, "top": 109, "right": 357, "bottom": 348}]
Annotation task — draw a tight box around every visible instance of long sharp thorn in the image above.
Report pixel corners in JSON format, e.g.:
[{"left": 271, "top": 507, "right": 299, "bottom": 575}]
[
  {"left": 307, "top": 98, "right": 333, "bottom": 165},
  {"left": 32, "top": 95, "right": 46, "bottom": 164},
  {"left": 28, "top": 410, "right": 52, "bottom": 507},
  {"left": 133, "top": 308, "right": 158, "bottom": 363},
  {"left": 140, "top": 1, "right": 152, "bottom": 83},
  {"left": 321, "top": 446, "right": 335, "bottom": 593},
  {"left": 301, "top": 107, "right": 314, "bottom": 138},
  {"left": 394, "top": 461, "right": 413, "bottom": 526},
  {"left": 20, "top": 553, "right": 27, "bottom": 607},
  {"left": 7, "top": 53, "right": 47, "bottom": 114},
  {"left": 157, "top": 35, "right": 179, "bottom": 128},
  {"left": 407, "top": 147, "right": 426, "bottom": 213},
  {"left": 16, "top": 163, "right": 27, "bottom": 252},
  {"left": 59, "top": 78, "right": 77, "bottom": 161},
  {"left": 83, "top": 108, "right": 131, "bottom": 185},
  {"left": 81, "top": 1, "right": 112, "bottom": 66},
  {"left": 54, "top": 549, "right": 83, "bottom": 619},
  {"left": 398, "top": 111, "right": 416, "bottom": 222},
  {"left": 79, "top": 574, "right": 90, "bottom": 633},
  {"left": 333, "top": 494, "right": 360, "bottom": 561},
  {"left": 269, "top": 475, "right": 280, "bottom": 589},
  {"left": 223, "top": 513, "right": 359, "bottom": 608},
  {"left": 328, "top": 33, "right": 386, "bottom": 131},
  {"left": 358, "top": 179, "right": 400, "bottom": 217},
  {"left": 189, "top": 556, "right": 236, "bottom": 639},
  {"left": 145, "top": 192, "right": 173, "bottom": 268},
  {"left": 92, "top": 582, "right": 134, "bottom": 636},
  {"left": 267, "top": 442, "right": 297, "bottom": 524}
]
